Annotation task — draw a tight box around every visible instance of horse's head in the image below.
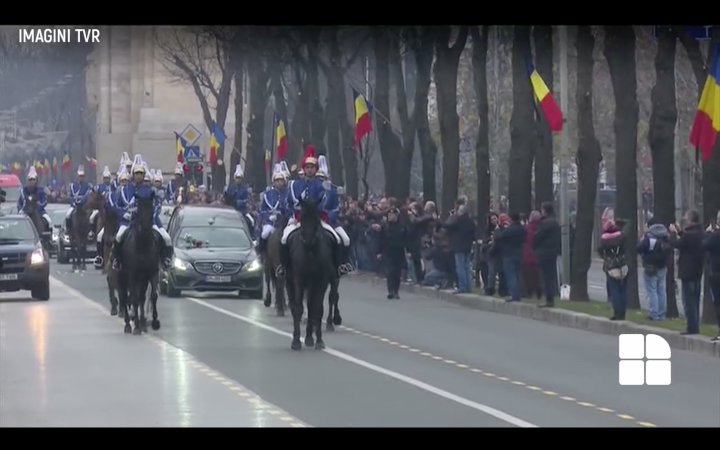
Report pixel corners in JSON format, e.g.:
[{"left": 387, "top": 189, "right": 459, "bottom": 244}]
[
  {"left": 25, "top": 194, "right": 37, "bottom": 212},
  {"left": 86, "top": 191, "right": 105, "bottom": 210},
  {"left": 134, "top": 186, "right": 156, "bottom": 232},
  {"left": 299, "top": 193, "right": 323, "bottom": 245}
]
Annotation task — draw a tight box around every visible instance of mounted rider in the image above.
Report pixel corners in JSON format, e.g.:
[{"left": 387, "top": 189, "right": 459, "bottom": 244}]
[
  {"left": 276, "top": 146, "right": 346, "bottom": 278},
  {"left": 18, "top": 166, "right": 52, "bottom": 229},
  {"left": 89, "top": 165, "right": 114, "bottom": 233},
  {"left": 112, "top": 152, "right": 132, "bottom": 192},
  {"left": 166, "top": 162, "right": 188, "bottom": 204},
  {"left": 64, "top": 165, "right": 93, "bottom": 233},
  {"left": 94, "top": 166, "right": 130, "bottom": 268},
  {"left": 224, "top": 163, "right": 256, "bottom": 239},
  {"left": 111, "top": 155, "right": 174, "bottom": 271},
  {"left": 152, "top": 170, "right": 166, "bottom": 203},
  {"left": 258, "top": 162, "right": 290, "bottom": 254},
  {"left": 316, "top": 155, "right": 353, "bottom": 275}
]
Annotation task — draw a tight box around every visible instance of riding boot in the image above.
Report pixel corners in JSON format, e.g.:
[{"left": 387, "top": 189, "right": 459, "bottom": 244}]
[
  {"left": 276, "top": 243, "right": 290, "bottom": 278},
  {"left": 340, "top": 244, "right": 354, "bottom": 274},
  {"left": 94, "top": 241, "right": 104, "bottom": 268},
  {"left": 111, "top": 241, "right": 122, "bottom": 271},
  {"left": 258, "top": 237, "right": 268, "bottom": 254}
]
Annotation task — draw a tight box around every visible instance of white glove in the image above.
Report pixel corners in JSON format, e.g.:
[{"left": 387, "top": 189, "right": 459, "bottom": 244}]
[
  {"left": 323, "top": 180, "right": 331, "bottom": 191},
  {"left": 123, "top": 212, "right": 131, "bottom": 221},
  {"left": 270, "top": 213, "right": 278, "bottom": 223}
]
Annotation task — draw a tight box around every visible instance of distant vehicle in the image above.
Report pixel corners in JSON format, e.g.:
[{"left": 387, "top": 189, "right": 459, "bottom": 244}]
[
  {"left": 45, "top": 203, "right": 71, "bottom": 257},
  {"left": 0, "top": 174, "right": 23, "bottom": 215},
  {"left": 162, "top": 204, "right": 262, "bottom": 298},
  {"left": 0, "top": 214, "right": 50, "bottom": 300}
]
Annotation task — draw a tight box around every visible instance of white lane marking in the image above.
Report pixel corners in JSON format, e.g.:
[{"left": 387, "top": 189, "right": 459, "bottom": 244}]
[
  {"left": 185, "top": 296, "right": 537, "bottom": 428},
  {"left": 48, "top": 276, "right": 308, "bottom": 427}
]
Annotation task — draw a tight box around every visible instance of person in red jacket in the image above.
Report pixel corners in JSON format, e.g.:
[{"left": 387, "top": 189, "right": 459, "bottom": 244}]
[{"left": 522, "top": 210, "right": 543, "bottom": 299}]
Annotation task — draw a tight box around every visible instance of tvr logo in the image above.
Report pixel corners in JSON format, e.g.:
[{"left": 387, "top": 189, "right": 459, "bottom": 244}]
[{"left": 618, "top": 334, "right": 671, "bottom": 386}]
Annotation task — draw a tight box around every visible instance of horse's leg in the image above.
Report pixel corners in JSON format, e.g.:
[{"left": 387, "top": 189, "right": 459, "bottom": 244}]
[
  {"left": 332, "top": 277, "right": 342, "bottom": 326},
  {"left": 264, "top": 265, "right": 272, "bottom": 307},
  {"left": 276, "top": 272, "right": 286, "bottom": 317},
  {"left": 139, "top": 279, "right": 148, "bottom": 333},
  {"left": 80, "top": 239, "right": 86, "bottom": 270},
  {"left": 304, "top": 286, "right": 315, "bottom": 347},
  {"left": 151, "top": 275, "right": 160, "bottom": 330},
  {"left": 131, "top": 281, "right": 142, "bottom": 335},
  {"left": 122, "top": 278, "right": 131, "bottom": 333},
  {"left": 289, "top": 274, "right": 303, "bottom": 350},
  {"left": 314, "top": 284, "right": 325, "bottom": 350},
  {"left": 109, "top": 273, "right": 118, "bottom": 316}
]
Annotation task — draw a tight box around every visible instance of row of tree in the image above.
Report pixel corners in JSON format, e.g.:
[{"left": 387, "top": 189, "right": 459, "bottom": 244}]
[{"left": 158, "top": 26, "right": 720, "bottom": 323}]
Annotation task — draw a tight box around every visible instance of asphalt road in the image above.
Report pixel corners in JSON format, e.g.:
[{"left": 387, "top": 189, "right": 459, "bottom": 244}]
[{"left": 1, "top": 262, "right": 717, "bottom": 427}]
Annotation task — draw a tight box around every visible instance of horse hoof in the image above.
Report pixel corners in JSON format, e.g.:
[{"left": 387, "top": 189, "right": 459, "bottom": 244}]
[
  {"left": 291, "top": 341, "right": 302, "bottom": 351},
  {"left": 133, "top": 327, "right": 142, "bottom": 335},
  {"left": 305, "top": 337, "right": 315, "bottom": 347},
  {"left": 151, "top": 319, "right": 161, "bottom": 330},
  {"left": 277, "top": 309, "right": 284, "bottom": 317},
  {"left": 118, "top": 310, "right": 125, "bottom": 318},
  {"left": 333, "top": 316, "right": 342, "bottom": 326},
  {"left": 110, "top": 306, "right": 118, "bottom": 316},
  {"left": 124, "top": 324, "right": 132, "bottom": 334},
  {"left": 315, "top": 340, "right": 326, "bottom": 350},
  {"left": 326, "top": 322, "right": 335, "bottom": 332},
  {"left": 264, "top": 298, "right": 271, "bottom": 307}
]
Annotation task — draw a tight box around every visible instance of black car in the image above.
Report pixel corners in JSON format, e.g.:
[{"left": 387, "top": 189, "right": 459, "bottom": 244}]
[
  {"left": 46, "top": 203, "right": 70, "bottom": 257},
  {"left": 162, "top": 205, "right": 263, "bottom": 298},
  {"left": 55, "top": 213, "right": 97, "bottom": 264},
  {"left": 0, "top": 214, "right": 50, "bottom": 300}
]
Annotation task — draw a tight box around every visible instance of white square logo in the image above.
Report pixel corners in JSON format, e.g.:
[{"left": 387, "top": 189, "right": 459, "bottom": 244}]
[{"left": 618, "top": 334, "right": 671, "bottom": 386}]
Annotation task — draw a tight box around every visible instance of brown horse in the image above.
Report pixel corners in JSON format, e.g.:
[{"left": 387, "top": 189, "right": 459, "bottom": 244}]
[{"left": 263, "top": 214, "right": 288, "bottom": 317}]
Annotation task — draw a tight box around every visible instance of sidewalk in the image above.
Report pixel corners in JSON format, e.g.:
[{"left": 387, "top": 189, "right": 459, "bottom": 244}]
[{"left": 348, "top": 272, "right": 719, "bottom": 359}]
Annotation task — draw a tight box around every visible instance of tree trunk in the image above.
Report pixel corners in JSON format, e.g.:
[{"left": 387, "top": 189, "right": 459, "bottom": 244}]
[
  {"left": 230, "top": 60, "right": 244, "bottom": 185},
  {"left": 289, "top": 61, "right": 311, "bottom": 165},
  {"left": 372, "top": 28, "right": 403, "bottom": 198},
  {"left": 648, "top": 26, "right": 679, "bottom": 316},
  {"left": 304, "top": 32, "right": 326, "bottom": 156},
  {"left": 415, "top": 28, "right": 438, "bottom": 203},
  {"left": 570, "top": 26, "right": 602, "bottom": 302},
  {"left": 321, "top": 28, "right": 347, "bottom": 187},
  {"left": 246, "top": 57, "right": 269, "bottom": 191},
  {"left": 471, "top": 26, "right": 490, "bottom": 223},
  {"left": 605, "top": 26, "right": 640, "bottom": 310},
  {"left": 434, "top": 26, "right": 469, "bottom": 213},
  {"left": 391, "top": 29, "right": 416, "bottom": 200},
  {"left": 509, "top": 25, "right": 534, "bottom": 215},
  {"left": 533, "top": 26, "right": 555, "bottom": 209}
]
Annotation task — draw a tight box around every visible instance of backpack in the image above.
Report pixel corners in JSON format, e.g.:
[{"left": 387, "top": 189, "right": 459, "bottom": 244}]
[
  {"left": 604, "top": 245, "right": 628, "bottom": 280},
  {"left": 643, "top": 238, "right": 670, "bottom": 276}
]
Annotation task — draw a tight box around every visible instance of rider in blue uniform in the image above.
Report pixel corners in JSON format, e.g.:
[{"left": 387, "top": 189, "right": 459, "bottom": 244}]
[
  {"left": 64, "top": 165, "right": 93, "bottom": 233},
  {"left": 94, "top": 166, "right": 129, "bottom": 268},
  {"left": 166, "top": 162, "right": 188, "bottom": 204},
  {"left": 111, "top": 156, "right": 173, "bottom": 271},
  {"left": 276, "top": 146, "right": 345, "bottom": 278},
  {"left": 90, "top": 165, "right": 114, "bottom": 234},
  {"left": 316, "top": 155, "right": 353, "bottom": 275},
  {"left": 224, "top": 163, "right": 256, "bottom": 239},
  {"left": 18, "top": 166, "right": 52, "bottom": 229},
  {"left": 152, "top": 170, "right": 167, "bottom": 204},
  {"left": 258, "top": 163, "right": 289, "bottom": 254}
]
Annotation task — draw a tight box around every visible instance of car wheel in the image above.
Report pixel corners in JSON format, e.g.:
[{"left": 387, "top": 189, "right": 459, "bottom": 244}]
[
  {"left": 247, "top": 286, "right": 263, "bottom": 300},
  {"left": 32, "top": 281, "right": 50, "bottom": 301},
  {"left": 166, "top": 277, "right": 181, "bottom": 298}
]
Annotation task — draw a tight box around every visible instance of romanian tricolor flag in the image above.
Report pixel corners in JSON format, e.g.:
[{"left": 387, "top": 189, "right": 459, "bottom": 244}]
[
  {"left": 86, "top": 156, "right": 97, "bottom": 169},
  {"left": 61, "top": 153, "right": 72, "bottom": 171},
  {"left": 690, "top": 44, "right": 720, "bottom": 163},
  {"left": 12, "top": 162, "right": 22, "bottom": 176},
  {"left": 352, "top": 87, "right": 372, "bottom": 145},
  {"left": 52, "top": 156, "right": 58, "bottom": 174},
  {"left": 43, "top": 158, "right": 50, "bottom": 175},
  {"left": 274, "top": 114, "right": 288, "bottom": 161},
  {"left": 264, "top": 149, "right": 271, "bottom": 172},
  {"left": 209, "top": 122, "right": 225, "bottom": 168},
  {"left": 175, "top": 132, "right": 187, "bottom": 163},
  {"left": 527, "top": 61, "right": 563, "bottom": 133}
]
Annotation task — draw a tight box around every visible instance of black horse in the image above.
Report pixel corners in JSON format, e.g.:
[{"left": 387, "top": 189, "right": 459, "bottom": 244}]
[
  {"left": 120, "top": 188, "right": 162, "bottom": 335},
  {"left": 286, "top": 196, "right": 336, "bottom": 350},
  {"left": 23, "top": 194, "right": 50, "bottom": 250}
]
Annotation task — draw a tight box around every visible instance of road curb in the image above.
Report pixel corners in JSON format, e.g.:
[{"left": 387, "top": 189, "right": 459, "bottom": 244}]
[{"left": 347, "top": 272, "right": 720, "bottom": 359}]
